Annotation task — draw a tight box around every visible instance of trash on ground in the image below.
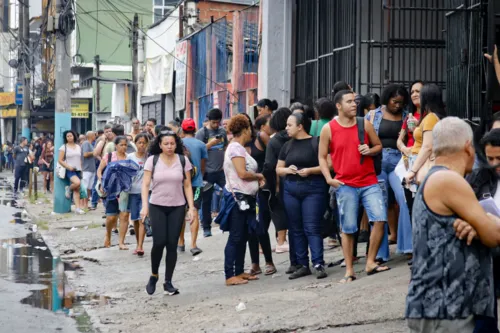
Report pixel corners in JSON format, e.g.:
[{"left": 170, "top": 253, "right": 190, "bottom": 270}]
[
  {"left": 70, "top": 227, "right": 78, "bottom": 232},
  {"left": 193, "top": 256, "right": 201, "bottom": 261},
  {"left": 235, "top": 302, "right": 246, "bottom": 312}
]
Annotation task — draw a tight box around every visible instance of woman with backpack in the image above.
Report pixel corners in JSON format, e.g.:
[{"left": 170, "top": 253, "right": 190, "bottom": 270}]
[
  {"left": 97, "top": 136, "right": 131, "bottom": 250},
  {"left": 276, "top": 112, "right": 328, "bottom": 280},
  {"left": 141, "top": 130, "right": 195, "bottom": 296}
]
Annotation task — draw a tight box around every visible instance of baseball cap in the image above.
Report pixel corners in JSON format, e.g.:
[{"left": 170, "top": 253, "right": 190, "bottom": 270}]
[{"left": 181, "top": 118, "right": 196, "bottom": 132}]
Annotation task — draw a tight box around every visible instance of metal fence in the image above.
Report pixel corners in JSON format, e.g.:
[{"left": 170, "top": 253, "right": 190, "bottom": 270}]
[{"left": 294, "top": 0, "right": 493, "bottom": 120}]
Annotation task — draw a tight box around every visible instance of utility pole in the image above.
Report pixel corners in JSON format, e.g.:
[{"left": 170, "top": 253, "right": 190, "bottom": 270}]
[
  {"left": 94, "top": 55, "right": 100, "bottom": 113},
  {"left": 53, "top": 0, "right": 74, "bottom": 213},
  {"left": 137, "top": 30, "right": 144, "bottom": 122},
  {"left": 21, "top": 0, "right": 30, "bottom": 140},
  {"left": 131, "top": 13, "right": 138, "bottom": 119},
  {"left": 15, "top": 1, "right": 23, "bottom": 142}
]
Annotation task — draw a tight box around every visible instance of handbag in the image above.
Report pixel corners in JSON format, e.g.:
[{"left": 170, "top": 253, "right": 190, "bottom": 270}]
[{"left": 55, "top": 145, "right": 67, "bottom": 179}]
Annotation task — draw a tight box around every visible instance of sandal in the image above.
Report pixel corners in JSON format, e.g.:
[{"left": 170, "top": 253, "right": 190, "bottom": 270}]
[
  {"left": 264, "top": 265, "right": 277, "bottom": 275},
  {"left": 238, "top": 273, "right": 259, "bottom": 281},
  {"left": 340, "top": 275, "right": 357, "bottom": 284},
  {"left": 366, "top": 265, "right": 391, "bottom": 276},
  {"left": 226, "top": 276, "right": 248, "bottom": 286},
  {"left": 250, "top": 268, "right": 262, "bottom": 276},
  {"left": 137, "top": 250, "right": 145, "bottom": 257}
]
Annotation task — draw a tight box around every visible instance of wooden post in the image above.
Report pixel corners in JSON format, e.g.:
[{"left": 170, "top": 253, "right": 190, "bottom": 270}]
[{"left": 28, "top": 168, "right": 32, "bottom": 198}]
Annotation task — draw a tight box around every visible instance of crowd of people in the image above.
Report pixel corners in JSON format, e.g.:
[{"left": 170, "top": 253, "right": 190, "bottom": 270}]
[{"left": 4, "top": 46, "right": 500, "bottom": 332}]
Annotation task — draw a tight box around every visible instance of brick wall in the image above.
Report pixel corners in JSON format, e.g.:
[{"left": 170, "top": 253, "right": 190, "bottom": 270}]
[{"left": 197, "top": 1, "right": 248, "bottom": 23}]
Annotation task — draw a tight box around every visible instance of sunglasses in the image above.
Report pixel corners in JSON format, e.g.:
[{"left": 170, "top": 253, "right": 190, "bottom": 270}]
[{"left": 160, "top": 130, "right": 176, "bottom": 135}]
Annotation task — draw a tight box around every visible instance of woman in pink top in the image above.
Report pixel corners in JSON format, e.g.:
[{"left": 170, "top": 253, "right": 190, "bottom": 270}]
[
  {"left": 141, "top": 130, "right": 195, "bottom": 296},
  {"left": 97, "top": 136, "right": 130, "bottom": 250}
]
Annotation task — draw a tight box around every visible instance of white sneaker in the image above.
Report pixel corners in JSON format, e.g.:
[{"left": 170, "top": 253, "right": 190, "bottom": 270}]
[
  {"left": 75, "top": 208, "right": 85, "bottom": 215},
  {"left": 65, "top": 186, "right": 71, "bottom": 199}
]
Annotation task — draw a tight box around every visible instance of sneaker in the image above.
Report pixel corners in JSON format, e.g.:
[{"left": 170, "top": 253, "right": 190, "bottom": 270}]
[
  {"left": 75, "top": 208, "right": 85, "bottom": 215},
  {"left": 285, "top": 265, "right": 299, "bottom": 274},
  {"left": 203, "top": 229, "right": 212, "bottom": 238},
  {"left": 129, "top": 225, "right": 135, "bottom": 236},
  {"left": 113, "top": 229, "right": 118, "bottom": 234},
  {"left": 314, "top": 264, "right": 327, "bottom": 279},
  {"left": 288, "top": 265, "right": 311, "bottom": 280},
  {"left": 275, "top": 242, "right": 289, "bottom": 253},
  {"left": 177, "top": 245, "right": 185, "bottom": 252},
  {"left": 146, "top": 275, "right": 158, "bottom": 295},
  {"left": 163, "top": 281, "right": 179, "bottom": 296},
  {"left": 65, "top": 186, "right": 71, "bottom": 199},
  {"left": 190, "top": 247, "right": 202, "bottom": 256}
]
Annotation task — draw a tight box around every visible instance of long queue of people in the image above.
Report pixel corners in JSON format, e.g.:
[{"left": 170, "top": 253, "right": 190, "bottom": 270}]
[{"left": 10, "top": 55, "right": 500, "bottom": 331}]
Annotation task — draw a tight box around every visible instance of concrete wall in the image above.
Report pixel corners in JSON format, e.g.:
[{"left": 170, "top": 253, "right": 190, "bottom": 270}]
[{"left": 258, "top": 0, "right": 292, "bottom": 107}]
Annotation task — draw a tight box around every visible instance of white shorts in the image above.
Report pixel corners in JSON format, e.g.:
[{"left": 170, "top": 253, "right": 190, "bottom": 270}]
[{"left": 81, "top": 172, "right": 96, "bottom": 191}]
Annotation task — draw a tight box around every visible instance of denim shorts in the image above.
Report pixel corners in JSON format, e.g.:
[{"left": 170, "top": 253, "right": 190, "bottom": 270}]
[
  {"left": 336, "top": 183, "right": 387, "bottom": 234},
  {"left": 66, "top": 170, "right": 81, "bottom": 181},
  {"left": 127, "top": 193, "right": 142, "bottom": 221},
  {"left": 105, "top": 198, "right": 119, "bottom": 216}
]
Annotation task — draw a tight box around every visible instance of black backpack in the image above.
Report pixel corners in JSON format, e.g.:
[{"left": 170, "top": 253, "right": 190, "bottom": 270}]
[{"left": 356, "top": 117, "right": 382, "bottom": 175}]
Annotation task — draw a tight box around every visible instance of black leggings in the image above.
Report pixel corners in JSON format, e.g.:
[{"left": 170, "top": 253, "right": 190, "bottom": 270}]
[
  {"left": 249, "top": 191, "right": 273, "bottom": 265},
  {"left": 149, "top": 203, "right": 185, "bottom": 281}
]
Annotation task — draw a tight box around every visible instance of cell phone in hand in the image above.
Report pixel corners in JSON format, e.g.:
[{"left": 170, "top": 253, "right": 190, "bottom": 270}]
[{"left": 215, "top": 134, "right": 223, "bottom": 140}]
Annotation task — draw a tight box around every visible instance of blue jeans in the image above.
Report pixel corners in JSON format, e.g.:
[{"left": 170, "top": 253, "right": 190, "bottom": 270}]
[
  {"left": 91, "top": 174, "right": 99, "bottom": 208},
  {"left": 224, "top": 205, "right": 250, "bottom": 279},
  {"left": 377, "top": 148, "right": 412, "bottom": 259},
  {"left": 202, "top": 171, "right": 226, "bottom": 231},
  {"left": 212, "top": 184, "right": 223, "bottom": 212},
  {"left": 283, "top": 177, "right": 327, "bottom": 267}
]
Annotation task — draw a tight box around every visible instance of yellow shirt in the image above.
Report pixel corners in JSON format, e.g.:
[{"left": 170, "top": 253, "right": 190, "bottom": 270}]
[{"left": 411, "top": 112, "right": 439, "bottom": 155}]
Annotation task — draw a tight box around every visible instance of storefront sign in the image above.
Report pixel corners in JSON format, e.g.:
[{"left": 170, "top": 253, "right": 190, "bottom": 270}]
[
  {"left": 0, "top": 92, "right": 15, "bottom": 106},
  {"left": 175, "top": 41, "right": 188, "bottom": 112},
  {"left": 15, "top": 84, "right": 22, "bottom": 105},
  {"left": 71, "top": 99, "right": 89, "bottom": 118},
  {"left": 0, "top": 108, "right": 16, "bottom": 118}
]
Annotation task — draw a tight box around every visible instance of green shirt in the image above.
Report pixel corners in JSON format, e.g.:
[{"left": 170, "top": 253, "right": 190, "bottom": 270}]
[{"left": 309, "top": 119, "right": 330, "bottom": 137}]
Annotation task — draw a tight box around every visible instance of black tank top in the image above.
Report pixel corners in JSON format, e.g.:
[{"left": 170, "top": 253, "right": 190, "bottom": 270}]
[
  {"left": 250, "top": 132, "right": 266, "bottom": 172},
  {"left": 379, "top": 118, "right": 402, "bottom": 150}
]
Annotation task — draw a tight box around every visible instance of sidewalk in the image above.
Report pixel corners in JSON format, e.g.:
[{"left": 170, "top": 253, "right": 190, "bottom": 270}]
[{"left": 27, "top": 193, "right": 411, "bottom": 333}]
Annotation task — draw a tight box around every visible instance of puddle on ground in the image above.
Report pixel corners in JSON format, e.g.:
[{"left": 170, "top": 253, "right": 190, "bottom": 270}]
[{"left": 0, "top": 175, "right": 97, "bottom": 332}]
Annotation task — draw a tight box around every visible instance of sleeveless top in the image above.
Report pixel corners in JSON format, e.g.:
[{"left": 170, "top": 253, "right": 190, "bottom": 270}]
[
  {"left": 328, "top": 119, "right": 378, "bottom": 188},
  {"left": 406, "top": 165, "right": 494, "bottom": 320}
]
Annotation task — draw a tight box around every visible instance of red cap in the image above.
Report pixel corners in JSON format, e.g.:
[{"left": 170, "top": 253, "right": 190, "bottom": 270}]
[{"left": 181, "top": 118, "right": 196, "bottom": 132}]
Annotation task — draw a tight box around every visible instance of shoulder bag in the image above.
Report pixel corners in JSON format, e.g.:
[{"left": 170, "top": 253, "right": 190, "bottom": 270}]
[{"left": 55, "top": 145, "right": 67, "bottom": 179}]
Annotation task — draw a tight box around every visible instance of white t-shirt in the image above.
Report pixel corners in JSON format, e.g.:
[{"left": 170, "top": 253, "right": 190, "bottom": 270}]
[
  {"left": 223, "top": 142, "right": 259, "bottom": 196},
  {"left": 59, "top": 144, "right": 82, "bottom": 171}
]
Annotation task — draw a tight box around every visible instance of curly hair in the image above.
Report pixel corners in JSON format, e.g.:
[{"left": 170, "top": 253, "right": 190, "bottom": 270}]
[
  {"left": 228, "top": 114, "right": 251, "bottom": 137},
  {"left": 62, "top": 130, "right": 78, "bottom": 144},
  {"left": 148, "top": 130, "right": 184, "bottom": 156}
]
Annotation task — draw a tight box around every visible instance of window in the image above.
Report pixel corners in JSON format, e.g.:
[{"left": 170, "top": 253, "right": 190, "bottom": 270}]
[{"left": 153, "top": 0, "right": 175, "bottom": 23}]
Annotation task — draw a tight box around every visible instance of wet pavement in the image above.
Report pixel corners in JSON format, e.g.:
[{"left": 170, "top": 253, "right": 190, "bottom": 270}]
[{"left": 0, "top": 172, "right": 93, "bottom": 333}]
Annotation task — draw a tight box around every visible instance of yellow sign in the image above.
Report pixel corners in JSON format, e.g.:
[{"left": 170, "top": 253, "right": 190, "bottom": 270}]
[
  {"left": 71, "top": 99, "right": 89, "bottom": 118},
  {"left": 1, "top": 108, "right": 16, "bottom": 118},
  {"left": 0, "top": 92, "right": 15, "bottom": 106}
]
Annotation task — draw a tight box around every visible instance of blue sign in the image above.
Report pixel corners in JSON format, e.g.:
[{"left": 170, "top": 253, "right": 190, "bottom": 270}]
[{"left": 15, "top": 83, "right": 22, "bottom": 105}]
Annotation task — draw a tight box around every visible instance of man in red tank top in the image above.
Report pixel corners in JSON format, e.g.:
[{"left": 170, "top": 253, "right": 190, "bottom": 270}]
[{"left": 319, "top": 90, "right": 390, "bottom": 283}]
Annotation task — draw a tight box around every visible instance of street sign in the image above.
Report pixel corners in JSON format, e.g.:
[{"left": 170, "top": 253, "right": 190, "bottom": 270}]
[{"left": 15, "top": 83, "right": 22, "bottom": 105}]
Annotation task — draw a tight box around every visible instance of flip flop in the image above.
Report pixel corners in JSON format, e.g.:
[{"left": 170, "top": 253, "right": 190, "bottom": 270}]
[
  {"left": 226, "top": 277, "right": 248, "bottom": 286},
  {"left": 238, "top": 273, "right": 259, "bottom": 281},
  {"left": 250, "top": 268, "right": 262, "bottom": 276},
  {"left": 264, "top": 265, "right": 277, "bottom": 275},
  {"left": 340, "top": 275, "right": 356, "bottom": 284},
  {"left": 366, "top": 265, "right": 391, "bottom": 276},
  {"left": 137, "top": 250, "right": 145, "bottom": 257}
]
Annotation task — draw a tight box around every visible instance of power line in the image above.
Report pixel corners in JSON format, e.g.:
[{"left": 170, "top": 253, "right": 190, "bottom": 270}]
[{"left": 94, "top": 0, "right": 98, "bottom": 54}]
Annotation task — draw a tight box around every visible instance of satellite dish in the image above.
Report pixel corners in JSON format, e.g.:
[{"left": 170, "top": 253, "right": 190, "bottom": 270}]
[{"left": 8, "top": 59, "right": 18, "bottom": 68}]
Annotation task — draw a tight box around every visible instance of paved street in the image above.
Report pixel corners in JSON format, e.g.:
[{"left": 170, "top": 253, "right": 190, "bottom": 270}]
[
  {"left": 0, "top": 171, "right": 430, "bottom": 332},
  {"left": 0, "top": 166, "right": 410, "bottom": 333}
]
